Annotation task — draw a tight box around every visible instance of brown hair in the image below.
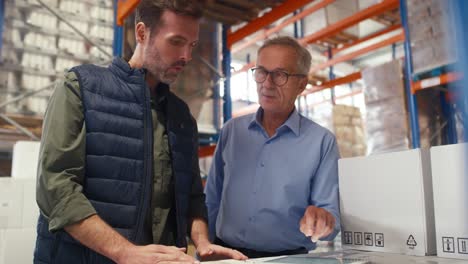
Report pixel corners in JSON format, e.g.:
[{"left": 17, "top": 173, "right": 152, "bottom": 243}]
[
  {"left": 135, "top": 0, "right": 205, "bottom": 32},
  {"left": 258, "top": 36, "right": 312, "bottom": 75}
]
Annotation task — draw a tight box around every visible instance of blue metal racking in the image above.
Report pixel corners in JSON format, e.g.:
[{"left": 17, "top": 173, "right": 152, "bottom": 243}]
[
  {"left": 222, "top": 25, "right": 232, "bottom": 123},
  {"left": 113, "top": 0, "right": 123, "bottom": 57},
  {"left": 453, "top": 0, "right": 468, "bottom": 142},
  {"left": 0, "top": 0, "right": 4, "bottom": 58},
  {"left": 399, "top": 0, "right": 421, "bottom": 148}
]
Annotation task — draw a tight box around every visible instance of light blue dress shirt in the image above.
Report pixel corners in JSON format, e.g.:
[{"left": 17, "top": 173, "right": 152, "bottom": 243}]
[{"left": 205, "top": 108, "right": 340, "bottom": 252}]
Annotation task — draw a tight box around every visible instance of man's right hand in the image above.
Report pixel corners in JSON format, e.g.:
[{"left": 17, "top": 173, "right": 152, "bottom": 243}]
[
  {"left": 116, "top": 244, "right": 199, "bottom": 264},
  {"left": 64, "top": 215, "right": 199, "bottom": 264}
]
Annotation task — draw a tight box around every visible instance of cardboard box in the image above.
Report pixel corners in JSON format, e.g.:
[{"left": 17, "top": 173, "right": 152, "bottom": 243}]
[
  {"left": 22, "top": 180, "right": 39, "bottom": 229},
  {"left": 0, "top": 178, "right": 38, "bottom": 229},
  {"left": 0, "top": 178, "right": 24, "bottom": 229},
  {"left": 0, "top": 228, "right": 36, "bottom": 264},
  {"left": 339, "top": 149, "right": 436, "bottom": 256},
  {"left": 11, "top": 141, "right": 41, "bottom": 179},
  {"left": 430, "top": 144, "right": 468, "bottom": 260}
]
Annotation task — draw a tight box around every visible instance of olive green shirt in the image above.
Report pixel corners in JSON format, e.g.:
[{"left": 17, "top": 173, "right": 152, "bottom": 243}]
[{"left": 36, "top": 71, "right": 206, "bottom": 245}]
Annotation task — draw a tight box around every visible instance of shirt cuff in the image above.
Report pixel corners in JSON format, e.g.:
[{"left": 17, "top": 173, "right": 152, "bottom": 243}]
[{"left": 48, "top": 192, "right": 97, "bottom": 232}]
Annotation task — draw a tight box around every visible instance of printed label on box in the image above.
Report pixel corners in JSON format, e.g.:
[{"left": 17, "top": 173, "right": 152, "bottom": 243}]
[
  {"left": 354, "top": 232, "right": 363, "bottom": 245},
  {"left": 458, "top": 238, "right": 468, "bottom": 254},
  {"left": 344, "top": 231, "right": 353, "bottom": 245},
  {"left": 443, "top": 237, "right": 455, "bottom": 253},
  {"left": 375, "top": 233, "right": 384, "bottom": 247},
  {"left": 364, "top": 232, "right": 373, "bottom": 246}
]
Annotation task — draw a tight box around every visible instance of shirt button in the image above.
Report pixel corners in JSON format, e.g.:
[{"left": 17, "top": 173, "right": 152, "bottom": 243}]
[{"left": 260, "top": 162, "right": 264, "bottom": 167}]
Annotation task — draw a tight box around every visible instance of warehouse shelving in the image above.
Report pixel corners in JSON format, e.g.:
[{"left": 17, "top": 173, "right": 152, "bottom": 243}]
[
  {"left": 0, "top": 0, "right": 114, "bottom": 115},
  {"left": 5, "top": 18, "right": 113, "bottom": 47},
  {"left": 0, "top": 0, "right": 463, "bottom": 156},
  {"left": 229, "top": 0, "right": 402, "bottom": 117},
  {"left": 400, "top": 0, "right": 463, "bottom": 145},
  {"left": 0, "top": 0, "right": 115, "bottom": 148},
  {"left": 224, "top": 0, "right": 465, "bottom": 149}
]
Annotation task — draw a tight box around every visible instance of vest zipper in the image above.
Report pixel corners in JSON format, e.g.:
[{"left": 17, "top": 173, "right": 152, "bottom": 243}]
[{"left": 134, "top": 79, "right": 154, "bottom": 243}]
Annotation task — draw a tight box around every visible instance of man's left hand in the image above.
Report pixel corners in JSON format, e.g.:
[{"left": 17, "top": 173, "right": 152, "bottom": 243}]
[
  {"left": 196, "top": 241, "right": 248, "bottom": 261},
  {"left": 299, "top": 206, "right": 335, "bottom": 243}
]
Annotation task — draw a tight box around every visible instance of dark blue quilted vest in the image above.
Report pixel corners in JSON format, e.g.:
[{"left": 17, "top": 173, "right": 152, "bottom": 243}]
[{"left": 34, "top": 58, "right": 198, "bottom": 263}]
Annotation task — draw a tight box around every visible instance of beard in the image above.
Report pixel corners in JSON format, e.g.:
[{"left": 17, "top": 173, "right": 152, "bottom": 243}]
[{"left": 142, "top": 44, "right": 186, "bottom": 84}]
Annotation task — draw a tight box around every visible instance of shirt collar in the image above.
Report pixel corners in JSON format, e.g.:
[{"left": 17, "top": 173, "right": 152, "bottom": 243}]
[
  {"left": 248, "top": 107, "right": 301, "bottom": 136},
  {"left": 150, "top": 83, "right": 169, "bottom": 110}
]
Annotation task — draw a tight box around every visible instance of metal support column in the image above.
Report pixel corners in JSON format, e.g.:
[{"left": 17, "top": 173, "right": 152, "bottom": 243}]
[
  {"left": 0, "top": 0, "right": 4, "bottom": 57},
  {"left": 328, "top": 47, "right": 336, "bottom": 105},
  {"left": 113, "top": 0, "right": 124, "bottom": 57},
  {"left": 213, "top": 25, "right": 221, "bottom": 131},
  {"left": 294, "top": 10, "right": 303, "bottom": 114},
  {"left": 453, "top": 0, "right": 468, "bottom": 142},
  {"left": 222, "top": 25, "right": 232, "bottom": 122},
  {"left": 300, "top": 14, "right": 309, "bottom": 116},
  {"left": 400, "top": 0, "right": 420, "bottom": 148}
]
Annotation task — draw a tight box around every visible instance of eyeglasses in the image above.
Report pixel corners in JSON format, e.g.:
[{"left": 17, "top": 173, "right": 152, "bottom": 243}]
[{"left": 251, "top": 67, "right": 306, "bottom": 86}]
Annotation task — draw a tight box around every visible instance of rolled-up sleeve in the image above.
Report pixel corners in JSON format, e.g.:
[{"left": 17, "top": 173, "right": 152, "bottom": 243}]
[{"left": 36, "top": 71, "right": 96, "bottom": 232}]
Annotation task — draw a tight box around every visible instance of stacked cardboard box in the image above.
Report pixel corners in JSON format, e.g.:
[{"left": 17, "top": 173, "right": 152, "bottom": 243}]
[
  {"left": 332, "top": 105, "right": 367, "bottom": 158},
  {"left": 362, "top": 60, "right": 409, "bottom": 154},
  {"left": 308, "top": 103, "right": 367, "bottom": 158},
  {"left": 407, "top": 0, "right": 457, "bottom": 74}
]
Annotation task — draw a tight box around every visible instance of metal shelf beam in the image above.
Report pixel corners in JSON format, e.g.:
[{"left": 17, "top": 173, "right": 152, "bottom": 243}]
[
  {"left": 299, "top": 0, "right": 399, "bottom": 45},
  {"left": 116, "top": 0, "right": 140, "bottom": 26},
  {"left": 227, "top": 0, "right": 315, "bottom": 48},
  {"left": 302, "top": 72, "right": 362, "bottom": 95},
  {"left": 330, "top": 24, "right": 402, "bottom": 56},
  {"left": 231, "top": 0, "right": 335, "bottom": 54},
  {"left": 309, "top": 32, "right": 404, "bottom": 73},
  {"left": 412, "top": 72, "right": 462, "bottom": 93}
]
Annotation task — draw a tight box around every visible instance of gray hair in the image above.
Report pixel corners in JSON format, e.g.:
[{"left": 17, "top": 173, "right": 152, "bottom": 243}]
[{"left": 257, "top": 36, "right": 312, "bottom": 75}]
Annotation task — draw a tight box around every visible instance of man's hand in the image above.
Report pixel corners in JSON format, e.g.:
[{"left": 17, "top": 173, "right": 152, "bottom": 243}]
[
  {"left": 196, "top": 241, "right": 248, "bottom": 262},
  {"left": 116, "top": 244, "right": 199, "bottom": 264},
  {"left": 299, "top": 206, "right": 335, "bottom": 242}
]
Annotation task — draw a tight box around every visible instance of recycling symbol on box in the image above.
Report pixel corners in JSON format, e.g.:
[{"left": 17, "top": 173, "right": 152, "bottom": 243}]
[{"left": 407, "top": 235, "right": 417, "bottom": 249}]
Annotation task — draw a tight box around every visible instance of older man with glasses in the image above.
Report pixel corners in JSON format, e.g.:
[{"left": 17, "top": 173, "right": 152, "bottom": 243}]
[{"left": 205, "top": 36, "right": 341, "bottom": 258}]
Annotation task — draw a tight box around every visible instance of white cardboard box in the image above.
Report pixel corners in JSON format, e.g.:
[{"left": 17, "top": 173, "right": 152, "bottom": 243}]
[
  {"left": 0, "top": 178, "right": 38, "bottom": 229},
  {"left": 431, "top": 143, "right": 468, "bottom": 260},
  {"left": 11, "top": 141, "right": 40, "bottom": 179},
  {"left": 338, "top": 149, "right": 436, "bottom": 256},
  {"left": 22, "top": 180, "right": 39, "bottom": 229},
  {"left": 0, "top": 228, "right": 36, "bottom": 264},
  {"left": 0, "top": 178, "right": 24, "bottom": 229}
]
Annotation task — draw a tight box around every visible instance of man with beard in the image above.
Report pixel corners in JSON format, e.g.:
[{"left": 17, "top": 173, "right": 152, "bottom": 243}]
[
  {"left": 205, "top": 36, "right": 340, "bottom": 258},
  {"left": 34, "top": 1, "right": 247, "bottom": 263}
]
